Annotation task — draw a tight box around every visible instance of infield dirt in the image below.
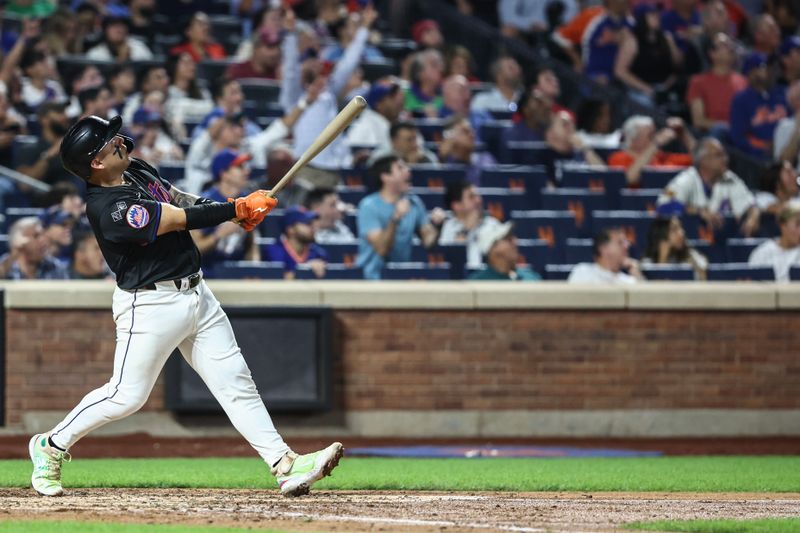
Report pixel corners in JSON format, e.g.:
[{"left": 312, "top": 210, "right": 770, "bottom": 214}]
[{"left": 1, "top": 489, "right": 799, "bottom": 532}]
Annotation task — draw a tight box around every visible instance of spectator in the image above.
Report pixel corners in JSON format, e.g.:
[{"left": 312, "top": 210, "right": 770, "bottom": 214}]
[
  {"left": 64, "top": 64, "right": 105, "bottom": 117},
  {"left": 86, "top": 16, "right": 153, "bottom": 62},
  {"left": 77, "top": 86, "right": 113, "bottom": 119},
  {"left": 322, "top": 9, "right": 384, "bottom": 62},
  {"left": 43, "top": 7, "right": 82, "bottom": 56},
  {"left": 765, "top": 0, "right": 799, "bottom": 37},
  {"left": 533, "top": 67, "right": 571, "bottom": 117},
  {"left": 280, "top": 8, "right": 374, "bottom": 193},
  {"left": 553, "top": 0, "right": 634, "bottom": 83},
  {"left": 755, "top": 160, "right": 800, "bottom": 213},
  {"left": 748, "top": 200, "right": 800, "bottom": 281},
  {"left": 0, "top": 217, "right": 69, "bottom": 280},
  {"left": 267, "top": 206, "right": 327, "bottom": 280},
  {"left": 346, "top": 79, "right": 404, "bottom": 149},
  {"left": 304, "top": 187, "right": 355, "bottom": 244},
  {"left": 0, "top": 91, "right": 27, "bottom": 167},
  {"left": 440, "top": 74, "right": 472, "bottom": 119},
  {"left": 69, "top": 231, "right": 110, "bottom": 280},
  {"left": 167, "top": 52, "right": 214, "bottom": 126},
  {"left": 499, "top": 0, "right": 578, "bottom": 40},
  {"left": 537, "top": 110, "right": 606, "bottom": 183},
  {"left": 40, "top": 206, "right": 76, "bottom": 263},
  {"left": 609, "top": 116, "right": 695, "bottom": 186},
  {"left": 470, "top": 56, "right": 523, "bottom": 114},
  {"left": 439, "top": 117, "right": 496, "bottom": 185},
  {"left": 575, "top": 98, "right": 620, "bottom": 149},
  {"left": 18, "top": 46, "right": 67, "bottom": 112},
  {"left": 192, "top": 149, "right": 259, "bottom": 277},
  {"left": 686, "top": 33, "right": 746, "bottom": 136},
  {"left": 779, "top": 36, "right": 800, "bottom": 85},
  {"left": 356, "top": 155, "right": 444, "bottom": 280},
  {"left": 16, "top": 102, "right": 76, "bottom": 187},
  {"left": 121, "top": 65, "right": 171, "bottom": 127},
  {"left": 445, "top": 46, "right": 479, "bottom": 82},
  {"left": 226, "top": 28, "right": 282, "bottom": 81},
  {"left": 127, "top": 0, "right": 159, "bottom": 46},
  {"left": 185, "top": 113, "right": 246, "bottom": 193},
  {"left": 194, "top": 78, "right": 260, "bottom": 140},
  {"left": 469, "top": 222, "right": 541, "bottom": 281},
  {"left": 129, "top": 108, "right": 184, "bottom": 166},
  {"left": 169, "top": 12, "right": 226, "bottom": 62},
  {"left": 410, "top": 19, "right": 444, "bottom": 51},
  {"left": 729, "top": 53, "right": 788, "bottom": 159},
  {"left": 773, "top": 80, "right": 800, "bottom": 168},
  {"left": 568, "top": 227, "right": 643, "bottom": 283},
  {"left": 614, "top": 4, "right": 681, "bottom": 108},
  {"left": 107, "top": 65, "right": 136, "bottom": 116},
  {"left": 405, "top": 49, "right": 446, "bottom": 117},
  {"left": 684, "top": 0, "right": 732, "bottom": 74},
  {"left": 660, "top": 0, "right": 702, "bottom": 52},
  {"left": 440, "top": 180, "right": 505, "bottom": 268},
  {"left": 388, "top": 122, "right": 439, "bottom": 165},
  {"left": 499, "top": 88, "right": 553, "bottom": 162},
  {"left": 643, "top": 216, "right": 708, "bottom": 280},
  {"left": 657, "top": 138, "right": 761, "bottom": 236},
  {"left": 751, "top": 14, "right": 781, "bottom": 59}
]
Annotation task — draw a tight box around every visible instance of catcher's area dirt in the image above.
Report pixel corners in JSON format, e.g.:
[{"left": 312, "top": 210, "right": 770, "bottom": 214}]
[{"left": 1, "top": 489, "right": 799, "bottom": 532}]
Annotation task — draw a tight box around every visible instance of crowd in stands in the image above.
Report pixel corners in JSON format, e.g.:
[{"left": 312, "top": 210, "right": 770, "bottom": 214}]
[{"left": 0, "top": 0, "right": 798, "bottom": 283}]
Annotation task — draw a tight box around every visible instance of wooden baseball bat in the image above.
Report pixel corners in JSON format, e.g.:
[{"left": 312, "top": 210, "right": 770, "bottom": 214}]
[{"left": 267, "top": 95, "right": 367, "bottom": 198}]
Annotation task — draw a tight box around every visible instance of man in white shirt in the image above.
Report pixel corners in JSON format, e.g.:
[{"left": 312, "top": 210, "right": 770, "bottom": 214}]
[
  {"left": 439, "top": 180, "right": 504, "bottom": 268},
  {"left": 470, "top": 57, "right": 523, "bottom": 113},
  {"left": 568, "top": 227, "right": 643, "bottom": 284},
  {"left": 748, "top": 200, "right": 800, "bottom": 281},
  {"left": 773, "top": 80, "right": 800, "bottom": 169},
  {"left": 346, "top": 79, "right": 404, "bottom": 149},
  {"left": 305, "top": 187, "right": 355, "bottom": 244},
  {"left": 657, "top": 138, "right": 761, "bottom": 236}
]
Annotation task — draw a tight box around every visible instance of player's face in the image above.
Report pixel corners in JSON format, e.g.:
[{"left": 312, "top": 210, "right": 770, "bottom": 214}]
[{"left": 95, "top": 135, "right": 131, "bottom": 174}]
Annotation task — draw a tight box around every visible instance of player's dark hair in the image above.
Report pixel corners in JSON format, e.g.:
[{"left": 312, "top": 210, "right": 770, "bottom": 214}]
[
  {"left": 444, "top": 180, "right": 471, "bottom": 210},
  {"left": 390, "top": 121, "right": 416, "bottom": 140},
  {"left": 368, "top": 154, "right": 400, "bottom": 192},
  {"left": 304, "top": 187, "right": 336, "bottom": 210},
  {"left": 593, "top": 227, "right": 620, "bottom": 258}
]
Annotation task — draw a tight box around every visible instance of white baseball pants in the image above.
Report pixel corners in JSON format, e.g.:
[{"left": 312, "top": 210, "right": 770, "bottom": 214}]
[{"left": 49, "top": 278, "right": 291, "bottom": 467}]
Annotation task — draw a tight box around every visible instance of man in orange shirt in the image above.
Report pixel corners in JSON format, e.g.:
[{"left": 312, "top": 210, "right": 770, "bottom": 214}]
[{"left": 608, "top": 115, "right": 695, "bottom": 186}]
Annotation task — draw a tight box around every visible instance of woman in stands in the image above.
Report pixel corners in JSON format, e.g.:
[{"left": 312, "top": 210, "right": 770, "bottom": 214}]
[
  {"left": 643, "top": 216, "right": 708, "bottom": 280},
  {"left": 166, "top": 52, "right": 214, "bottom": 125},
  {"left": 756, "top": 160, "right": 800, "bottom": 215}
]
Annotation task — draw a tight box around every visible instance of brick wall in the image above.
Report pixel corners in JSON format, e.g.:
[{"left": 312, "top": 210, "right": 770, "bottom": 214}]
[{"left": 5, "top": 309, "right": 799, "bottom": 426}]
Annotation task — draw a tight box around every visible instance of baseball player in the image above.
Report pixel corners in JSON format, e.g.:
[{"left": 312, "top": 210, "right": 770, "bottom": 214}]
[{"left": 28, "top": 115, "right": 343, "bottom": 497}]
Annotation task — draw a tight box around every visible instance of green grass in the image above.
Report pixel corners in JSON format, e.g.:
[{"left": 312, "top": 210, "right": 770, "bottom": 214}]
[
  {"left": 0, "top": 521, "right": 293, "bottom": 532},
  {"left": 626, "top": 518, "right": 800, "bottom": 533},
  {"left": 1, "top": 456, "right": 799, "bottom": 492}
]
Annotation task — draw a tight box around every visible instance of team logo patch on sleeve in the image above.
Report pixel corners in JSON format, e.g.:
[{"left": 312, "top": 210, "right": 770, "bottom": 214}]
[{"left": 126, "top": 204, "right": 150, "bottom": 228}]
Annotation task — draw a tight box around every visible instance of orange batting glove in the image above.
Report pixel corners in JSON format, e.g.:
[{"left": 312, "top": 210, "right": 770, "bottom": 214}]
[{"left": 229, "top": 191, "right": 278, "bottom": 232}]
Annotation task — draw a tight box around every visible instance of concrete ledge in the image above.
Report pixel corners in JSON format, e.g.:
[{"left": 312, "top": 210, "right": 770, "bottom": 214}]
[{"left": 2, "top": 280, "right": 794, "bottom": 310}]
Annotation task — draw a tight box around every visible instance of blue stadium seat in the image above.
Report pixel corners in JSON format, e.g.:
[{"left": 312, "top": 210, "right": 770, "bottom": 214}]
[
  {"left": 361, "top": 59, "right": 397, "bottom": 82},
  {"left": 320, "top": 242, "right": 359, "bottom": 265},
  {"left": 158, "top": 163, "right": 185, "bottom": 184},
  {"left": 541, "top": 188, "right": 607, "bottom": 236},
  {"left": 516, "top": 238, "right": 554, "bottom": 274},
  {"left": 343, "top": 213, "right": 357, "bottom": 234},
  {"left": 564, "top": 238, "right": 594, "bottom": 264},
  {"left": 408, "top": 243, "right": 468, "bottom": 280},
  {"left": 560, "top": 166, "right": 626, "bottom": 209},
  {"left": 11, "top": 135, "right": 38, "bottom": 168},
  {"left": 481, "top": 188, "right": 528, "bottom": 221},
  {"left": 641, "top": 264, "right": 695, "bottom": 280},
  {"left": 412, "top": 188, "right": 446, "bottom": 210},
  {"left": 0, "top": 234, "right": 8, "bottom": 256},
  {"left": 479, "top": 120, "right": 513, "bottom": 159},
  {"left": 510, "top": 210, "right": 577, "bottom": 259},
  {"left": 789, "top": 266, "right": 800, "bottom": 281},
  {"left": 688, "top": 239, "right": 726, "bottom": 263},
  {"left": 257, "top": 208, "right": 283, "bottom": 238},
  {"left": 480, "top": 165, "right": 549, "bottom": 208},
  {"left": 410, "top": 164, "right": 466, "bottom": 188},
  {"left": 759, "top": 211, "right": 779, "bottom": 238},
  {"left": 382, "top": 262, "right": 451, "bottom": 280},
  {"left": 544, "top": 264, "right": 576, "bottom": 280},
  {"left": 706, "top": 263, "right": 775, "bottom": 281},
  {"left": 618, "top": 189, "right": 661, "bottom": 212},
  {"left": 3, "top": 207, "right": 44, "bottom": 232},
  {"left": 726, "top": 238, "right": 768, "bottom": 262},
  {"left": 239, "top": 79, "right": 281, "bottom": 105},
  {"left": 215, "top": 261, "right": 285, "bottom": 279},
  {"left": 339, "top": 167, "right": 368, "bottom": 187},
  {"left": 506, "top": 141, "right": 550, "bottom": 166},
  {"left": 338, "top": 187, "right": 368, "bottom": 207},
  {"left": 591, "top": 210, "right": 656, "bottom": 256},
  {"left": 197, "top": 59, "right": 235, "bottom": 84},
  {"left": 640, "top": 168, "right": 681, "bottom": 189},
  {"left": 414, "top": 118, "right": 447, "bottom": 142},
  {"left": 295, "top": 264, "right": 364, "bottom": 280}
]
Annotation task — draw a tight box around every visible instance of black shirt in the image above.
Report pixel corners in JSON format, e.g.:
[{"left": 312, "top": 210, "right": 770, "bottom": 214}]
[{"left": 85, "top": 158, "right": 200, "bottom": 290}]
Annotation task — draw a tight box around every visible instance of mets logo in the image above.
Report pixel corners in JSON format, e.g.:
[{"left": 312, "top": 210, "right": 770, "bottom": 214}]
[{"left": 126, "top": 204, "right": 150, "bottom": 229}]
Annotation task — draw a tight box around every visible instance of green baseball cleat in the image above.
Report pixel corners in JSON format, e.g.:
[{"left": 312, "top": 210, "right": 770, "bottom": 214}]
[
  {"left": 29, "top": 434, "right": 70, "bottom": 496},
  {"left": 273, "top": 442, "right": 344, "bottom": 497}
]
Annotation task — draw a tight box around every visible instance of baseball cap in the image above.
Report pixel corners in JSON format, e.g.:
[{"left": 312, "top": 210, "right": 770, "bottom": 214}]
[
  {"left": 211, "top": 149, "right": 251, "bottom": 180},
  {"left": 411, "top": 19, "right": 439, "bottom": 44},
  {"left": 780, "top": 36, "right": 800, "bottom": 57},
  {"left": 280, "top": 206, "right": 318, "bottom": 233},
  {"left": 132, "top": 107, "right": 162, "bottom": 125},
  {"left": 366, "top": 80, "right": 399, "bottom": 108},
  {"left": 742, "top": 52, "right": 768, "bottom": 75},
  {"left": 477, "top": 221, "right": 513, "bottom": 257}
]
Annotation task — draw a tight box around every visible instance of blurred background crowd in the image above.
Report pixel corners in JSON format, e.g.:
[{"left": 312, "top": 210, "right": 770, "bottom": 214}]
[{"left": 0, "top": 0, "right": 798, "bottom": 283}]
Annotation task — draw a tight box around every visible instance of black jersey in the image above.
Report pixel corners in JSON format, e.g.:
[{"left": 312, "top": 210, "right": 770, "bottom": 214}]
[{"left": 85, "top": 158, "right": 200, "bottom": 290}]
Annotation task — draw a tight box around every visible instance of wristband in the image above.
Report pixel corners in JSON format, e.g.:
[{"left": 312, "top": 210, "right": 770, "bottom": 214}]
[
  {"left": 194, "top": 197, "right": 215, "bottom": 206},
  {"left": 184, "top": 202, "right": 237, "bottom": 230}
]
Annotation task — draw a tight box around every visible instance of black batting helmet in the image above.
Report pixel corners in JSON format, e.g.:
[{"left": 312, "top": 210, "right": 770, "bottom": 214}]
[{"left": 60, "top": 115, "right": 135, "bottom": 179}]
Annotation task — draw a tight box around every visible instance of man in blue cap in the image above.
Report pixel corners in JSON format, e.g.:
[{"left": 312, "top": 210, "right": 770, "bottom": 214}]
[
  {"left": 346, "top": 79, "right": 404, "bottom": 149},
  {"left": 266, "top": 206, "right": 327, "bottom": 279},
  {"left": 729, "top": 52, "right": 788, "bottom": 159}
]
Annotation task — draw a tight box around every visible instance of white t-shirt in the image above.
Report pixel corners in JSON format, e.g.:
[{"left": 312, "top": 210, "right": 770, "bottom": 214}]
[
  {"left": 86, "top": 38, "right": 154, "bottom": 61},
  {"left": 567, "top": 262, "right": 638, "bottom": 284},
  {"left": 439, "top": 215, "right": 504, "bottom": 268},
  {"left": 657, "top": 167, "right": 755, "bottom": 219},
  {"left": 773, "top": 117, "right": 799, "bottom": 169},
  {"left": 20, "top": 78, "right": 66, "bottom": 109},
  {"left": 748, "top": 239, "right": 800, "bottom": 282},
  {"left": 346, "top": 108, "right": 391, "bottom": 148}
]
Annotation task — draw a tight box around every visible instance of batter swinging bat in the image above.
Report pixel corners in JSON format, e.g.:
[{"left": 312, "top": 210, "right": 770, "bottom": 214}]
[{"left": 267, "top": 95, "right": 367, "bottom": 198}]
